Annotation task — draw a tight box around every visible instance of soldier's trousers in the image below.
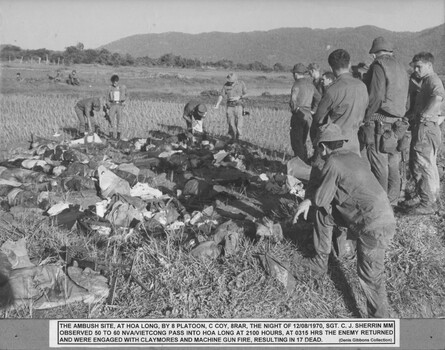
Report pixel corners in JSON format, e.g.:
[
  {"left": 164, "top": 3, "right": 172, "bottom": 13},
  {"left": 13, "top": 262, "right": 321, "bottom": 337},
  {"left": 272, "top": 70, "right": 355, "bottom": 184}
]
[
  {"left": 109, "top": 104, "right": 123, "bottom": 134},
  {"left": 313, "top": 207, "right": 395, "bottom": 318},
  {"left": 366, "top": 144, "right": 401, "bottom": 205},
  {"left": 74, "top": 106, "right": 96, "bottom": 134},
  {"left": 226, "top": 105, "right": 244, "bottom": 140},
  {"left": 411, "top": 121, "right": 441, "bottom": 206},
  {"left": 290, "top": 109, "right": 312, "bottom": 163}
]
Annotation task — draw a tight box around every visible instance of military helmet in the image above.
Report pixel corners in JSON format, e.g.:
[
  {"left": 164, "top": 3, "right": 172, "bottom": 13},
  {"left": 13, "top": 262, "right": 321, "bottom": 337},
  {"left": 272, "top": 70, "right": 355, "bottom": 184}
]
[{"left": 369, "top": 37, "right": 394, "bottom": 54}]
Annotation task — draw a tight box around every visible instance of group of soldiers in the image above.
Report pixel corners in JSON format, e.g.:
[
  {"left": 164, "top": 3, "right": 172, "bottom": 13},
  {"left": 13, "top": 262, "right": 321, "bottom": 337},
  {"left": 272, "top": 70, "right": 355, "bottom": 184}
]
[
  {"left": 73, "top": 38, "right": 444, "bottom": 318},
  {"left": 289, "top": 37, "right": 444, "bottom": 318},
  {"left": 194, "top": 37, "right": 444, "bottom": 318},
  {"left": 74, "top": 74, "right": 127, "bottom": 140}
]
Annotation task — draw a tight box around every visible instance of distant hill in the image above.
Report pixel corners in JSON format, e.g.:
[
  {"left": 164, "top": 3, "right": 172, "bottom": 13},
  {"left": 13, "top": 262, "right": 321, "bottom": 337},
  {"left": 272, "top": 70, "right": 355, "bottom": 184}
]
[{"left": 100, "top": 24, "right": 445, "bottom": 71}]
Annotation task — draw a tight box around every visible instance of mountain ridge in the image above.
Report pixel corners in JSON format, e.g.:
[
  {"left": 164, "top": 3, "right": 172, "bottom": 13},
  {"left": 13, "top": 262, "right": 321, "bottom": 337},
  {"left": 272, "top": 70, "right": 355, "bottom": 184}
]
[{"left": 100, "top": 24, "right": 445, "bottom": 70}]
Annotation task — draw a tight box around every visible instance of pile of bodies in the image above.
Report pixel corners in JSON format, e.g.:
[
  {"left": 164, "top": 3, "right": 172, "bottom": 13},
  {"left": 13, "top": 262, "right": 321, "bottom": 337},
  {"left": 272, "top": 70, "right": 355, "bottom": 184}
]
[{"left": 0, "top": 131, "right": 311, "bottom": 309}]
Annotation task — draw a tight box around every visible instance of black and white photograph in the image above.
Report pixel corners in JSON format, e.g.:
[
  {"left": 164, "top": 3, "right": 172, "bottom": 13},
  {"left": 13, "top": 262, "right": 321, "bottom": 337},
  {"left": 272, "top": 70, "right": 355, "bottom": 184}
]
[{"left": 0, "top": 0, "right": 444, "bottom": 349}]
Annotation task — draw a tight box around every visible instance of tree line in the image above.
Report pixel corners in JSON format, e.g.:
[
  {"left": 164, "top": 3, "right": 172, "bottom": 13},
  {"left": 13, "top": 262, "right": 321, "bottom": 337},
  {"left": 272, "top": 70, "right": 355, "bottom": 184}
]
[{"left": 0, "top": 43, "right": 289, "bottom": 73}]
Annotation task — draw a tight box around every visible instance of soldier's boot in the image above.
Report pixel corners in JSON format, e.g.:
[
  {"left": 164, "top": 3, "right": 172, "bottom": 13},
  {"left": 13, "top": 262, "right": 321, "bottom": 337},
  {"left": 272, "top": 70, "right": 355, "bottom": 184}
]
[
  {"left": 84, "top": 123, "right": 89, "bottom": 134},
  {"left": 94, "top": 125, "right": 100, "bottom": 135},
  {"left": 116, "top": 132, "right": 121, "bottom": 140}
]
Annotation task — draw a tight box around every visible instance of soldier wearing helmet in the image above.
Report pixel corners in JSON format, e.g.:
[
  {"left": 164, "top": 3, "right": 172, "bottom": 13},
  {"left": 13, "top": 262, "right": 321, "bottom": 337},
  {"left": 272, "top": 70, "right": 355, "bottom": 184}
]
[{"left": 361, "top": 37, "right": 409, "bottom": 207}]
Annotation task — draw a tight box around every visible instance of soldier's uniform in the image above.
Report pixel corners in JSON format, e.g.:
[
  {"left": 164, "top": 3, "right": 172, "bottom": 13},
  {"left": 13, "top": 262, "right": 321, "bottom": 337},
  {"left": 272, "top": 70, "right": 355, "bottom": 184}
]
[
  {"left": 183, "top": 101, "right": 207, "bottom": 134},
  {"left": 289, "top": 66, "right": 321, "bottom": 162},
  {"left": 107, "top": 79, "right": 128, "bottom": 139},
  {"left": 409, "top": 71, "right": 445, "bottom": 211},
  {"left": 219, "top": 74, "right": 247, "bottom": 141},
  {"left": 312, "top": 72, "right": 369, "bottom": 155},
  {"left": 362, "top": 37, "right": 409, "bottom": 206},
  {"left": 299, "top": 123, "right": 396, "bottom": 318},
  {"left": 74, "top": 97, "right": 101, "bottom": 135}
]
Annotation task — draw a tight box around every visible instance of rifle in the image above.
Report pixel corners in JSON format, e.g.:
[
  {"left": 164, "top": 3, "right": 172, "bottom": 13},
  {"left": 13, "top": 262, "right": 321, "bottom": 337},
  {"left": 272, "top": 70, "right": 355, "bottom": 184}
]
[
  {"left": 398, "top": 131, "right": 411, "bottom": 202},
  {"left": 103, "top": 105, "right": 112, "bottom": 126},
  {"left": 399, "top": 148, "right": 408, "bottom": 202}
]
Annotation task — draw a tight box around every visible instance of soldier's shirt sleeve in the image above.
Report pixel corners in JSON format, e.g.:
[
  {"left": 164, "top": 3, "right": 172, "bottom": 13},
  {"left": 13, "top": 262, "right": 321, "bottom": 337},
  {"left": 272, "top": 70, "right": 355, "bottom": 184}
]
[
  {"left": 365, "top": 64, "right": 386, "bottom": 120},
  {"left": 183, "top": 102, "right": 193, "bottom": 116},
  {"left": 310, "top": 92, "right": 333, "bottom": 142},
  {"left": 289, "top": 83, "right": 300, "bottom": 112},
  {"left": 314, "top": 157, "right": 338, "bottom": 209},
  {"left": 311, "top": 86, "right": 322, "bottom": 112},
  {"left": 241, "top": 81, "right": 247, "bottom": 96},
  {"left": 313, "top": 91, "right": 333, "bottom": 126},
  {"left": 86, "top": 100, "right": 94, "bottom": 112},
  {"left": 430, "top": 76, "right": 445, "bottom": 100}
]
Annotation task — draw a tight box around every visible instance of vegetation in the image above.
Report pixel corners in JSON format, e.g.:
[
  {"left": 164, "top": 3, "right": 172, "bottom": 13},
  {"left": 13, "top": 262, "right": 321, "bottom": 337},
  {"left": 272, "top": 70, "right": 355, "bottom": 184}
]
[
  {"left": 100, "top": 24, "right": 445, "bottom": 73},
  {"left": 0, "top": 44, "right": 286, "bottom": 72}
]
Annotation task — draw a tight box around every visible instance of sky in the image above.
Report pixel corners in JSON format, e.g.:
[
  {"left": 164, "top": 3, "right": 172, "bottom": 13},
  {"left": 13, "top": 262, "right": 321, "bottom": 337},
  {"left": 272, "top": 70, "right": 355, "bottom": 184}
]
[{"left": 0, "top": 0, "right": 444, "bottom": 51}]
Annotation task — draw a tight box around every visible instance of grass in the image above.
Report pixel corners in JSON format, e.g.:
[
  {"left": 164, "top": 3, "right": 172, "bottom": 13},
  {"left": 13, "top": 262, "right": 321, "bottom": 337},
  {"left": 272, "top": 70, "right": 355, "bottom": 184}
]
[
  {"left": 1, "top": 62, "right": 445, "bottom": 320},
  {"left": 0, "top": 95, "right": 293, "bottom": 158}
]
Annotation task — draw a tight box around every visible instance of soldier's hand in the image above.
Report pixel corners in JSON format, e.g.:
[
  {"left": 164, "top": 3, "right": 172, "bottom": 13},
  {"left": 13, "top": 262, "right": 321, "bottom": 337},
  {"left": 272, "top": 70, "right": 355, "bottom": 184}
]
[{"left": 293, "top": 199, "right": 312, "bottom": 223}]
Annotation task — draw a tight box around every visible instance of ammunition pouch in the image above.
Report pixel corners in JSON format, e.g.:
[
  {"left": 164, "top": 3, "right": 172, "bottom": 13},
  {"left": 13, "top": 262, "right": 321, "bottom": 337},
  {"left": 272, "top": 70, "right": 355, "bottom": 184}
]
[
  {"left": 380, "top": 129, "right": 398, "bottom": 154},
  {"left": 397, "top": 131, "right": 411, "bottom": 152},
  {"left": 358, "top": 122, "right": 375, "bottom": 146},
  {"left": 392, "top": 118, "right": 410, "bottom": 140}
]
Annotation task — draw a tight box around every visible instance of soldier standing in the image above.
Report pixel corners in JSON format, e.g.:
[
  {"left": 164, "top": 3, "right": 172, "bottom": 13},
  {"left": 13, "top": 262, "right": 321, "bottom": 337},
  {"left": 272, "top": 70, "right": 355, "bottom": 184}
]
[
  {"left": 403, "top": 52, "right": 445, "bottom": 215},
  {"left": 361, "top": 37, "right": 409, "bottom": 206},
  {"left": 106, "top": 74, "right": 128, "bottom": 140},
  {"left": 289, "top": 63, "right": 321, "bottom": 163},
  {"left": 311, "top": 49, "right": 368, "bottom": 155},
  {"left": 214, "top": 73, "right": 247, "bottom": 142}
]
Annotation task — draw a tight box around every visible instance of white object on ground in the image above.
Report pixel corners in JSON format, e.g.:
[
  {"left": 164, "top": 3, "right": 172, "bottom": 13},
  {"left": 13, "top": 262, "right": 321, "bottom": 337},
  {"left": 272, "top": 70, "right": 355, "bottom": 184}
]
[
  {"left": 47, "top": 202, "right": 71, "bottom": 216},
  {"left": 21, "top": 159, "right": 47, "bottom": 169},
  {"left": 130, "top": 182, "right": 163, "bottom": 200},
  {"left": 70, "top": 133, "right": 103, "bottom": 145},
  {"left": 98, "top": 165, "right": 131, "bottom": 197},
  {"left": 95, "top": 200, "right": 108, "bottom": 218}
]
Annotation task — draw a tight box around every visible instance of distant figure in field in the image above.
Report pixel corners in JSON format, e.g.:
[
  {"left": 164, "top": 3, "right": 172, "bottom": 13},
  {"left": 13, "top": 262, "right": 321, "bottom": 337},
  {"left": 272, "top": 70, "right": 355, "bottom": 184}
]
[
  {"left": 106, "top": 74, "right": 128, "bottom": 140},
  {"left": 16, "top": 72, "right": 23, "bottom": 82},
  {"left": 74, "top": 97, "right": 102, "bottom": 136},
  {"left": 49, "top": 70, "right": 62, "bottom": 82},
  {"left": 67, "top": 70, "right": 80, "bottom": 86},
  {"left": 214, "top": 72, "right": 247, "bottom": 142},
  {"left": 321, "top": 71, "right": 335, "bottom": 94},
  {"left": 308, "top": 62, "right": 324, "bottom": 96},
  {"left": 289, "top": 63, "right": 321, "bottom": 163},
  {"left": 183, "top": 101, "right": 208, "bottom": 135}
]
